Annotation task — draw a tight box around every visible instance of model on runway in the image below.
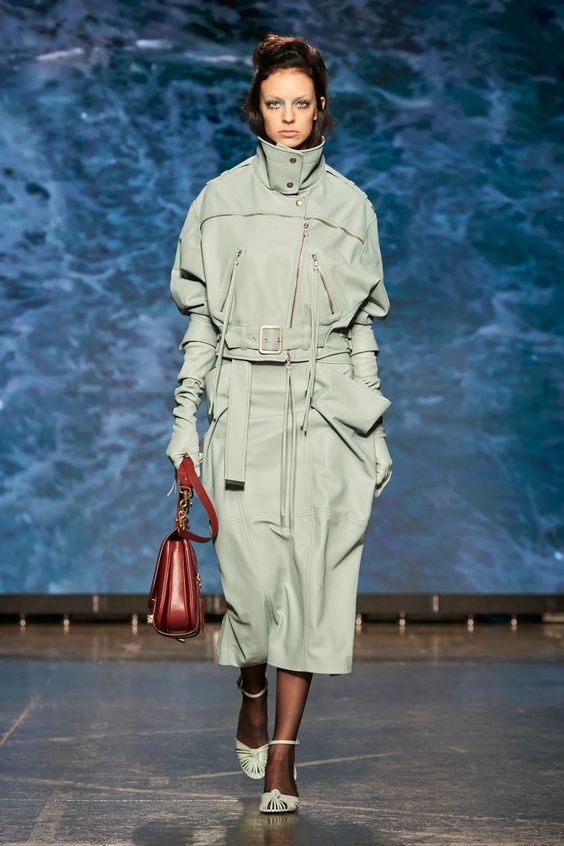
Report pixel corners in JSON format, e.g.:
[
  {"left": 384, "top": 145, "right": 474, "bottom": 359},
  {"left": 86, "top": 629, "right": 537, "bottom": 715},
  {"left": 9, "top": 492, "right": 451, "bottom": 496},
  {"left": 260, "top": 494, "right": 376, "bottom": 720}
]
[{"left": 166, "top": 32, "right": 393, "bottom": 814}]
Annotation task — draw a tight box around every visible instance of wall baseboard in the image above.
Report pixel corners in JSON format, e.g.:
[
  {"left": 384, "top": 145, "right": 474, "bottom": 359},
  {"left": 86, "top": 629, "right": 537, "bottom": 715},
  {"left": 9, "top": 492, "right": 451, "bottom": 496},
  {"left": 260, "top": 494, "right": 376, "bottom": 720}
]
[{"left": 0, "top": 593, "right": 563, "bottom": 624}]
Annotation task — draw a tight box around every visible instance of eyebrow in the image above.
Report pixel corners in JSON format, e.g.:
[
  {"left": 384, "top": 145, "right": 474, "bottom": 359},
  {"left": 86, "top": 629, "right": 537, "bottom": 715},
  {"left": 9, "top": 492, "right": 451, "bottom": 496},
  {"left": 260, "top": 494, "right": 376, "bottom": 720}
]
[{"left": 263, "top": 94, "right": 311, "bottom": 100}]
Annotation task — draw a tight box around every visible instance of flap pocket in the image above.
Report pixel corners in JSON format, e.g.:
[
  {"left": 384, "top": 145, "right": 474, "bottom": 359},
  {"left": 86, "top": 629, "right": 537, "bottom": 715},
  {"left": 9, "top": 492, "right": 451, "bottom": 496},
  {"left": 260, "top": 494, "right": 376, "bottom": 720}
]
[{"left": 311, "top": 367, "right": 391, "bottom": 435}]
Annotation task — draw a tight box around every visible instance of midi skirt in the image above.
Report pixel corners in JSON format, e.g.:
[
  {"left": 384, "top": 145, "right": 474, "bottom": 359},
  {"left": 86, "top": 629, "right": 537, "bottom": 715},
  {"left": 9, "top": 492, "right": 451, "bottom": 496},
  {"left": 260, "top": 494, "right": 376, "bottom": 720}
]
[{"left": 200, "top": 350, "right": 379, "bottom": 676}]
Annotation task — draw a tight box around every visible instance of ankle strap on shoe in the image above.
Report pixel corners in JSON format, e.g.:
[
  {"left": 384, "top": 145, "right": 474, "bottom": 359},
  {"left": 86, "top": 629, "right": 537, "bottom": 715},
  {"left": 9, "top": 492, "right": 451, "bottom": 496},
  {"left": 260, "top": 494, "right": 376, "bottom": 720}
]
[{"left": 269, "top": 739, "right": 300, "bottom": 746}]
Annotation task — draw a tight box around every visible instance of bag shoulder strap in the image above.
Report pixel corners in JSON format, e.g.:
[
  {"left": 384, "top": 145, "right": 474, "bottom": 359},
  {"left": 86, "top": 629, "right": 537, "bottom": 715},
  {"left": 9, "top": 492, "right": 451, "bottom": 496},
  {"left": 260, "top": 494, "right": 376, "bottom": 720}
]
[{"left": 176, "top": 456, "right": 219, "bottom": 542}]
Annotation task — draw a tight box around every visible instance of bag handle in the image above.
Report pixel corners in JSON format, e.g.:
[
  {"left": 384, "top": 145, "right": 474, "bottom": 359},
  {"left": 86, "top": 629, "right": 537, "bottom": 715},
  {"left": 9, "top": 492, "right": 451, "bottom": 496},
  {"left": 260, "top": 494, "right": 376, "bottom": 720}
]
[{"left": 175, "top": 456, "right": 219, "bottom": 542}]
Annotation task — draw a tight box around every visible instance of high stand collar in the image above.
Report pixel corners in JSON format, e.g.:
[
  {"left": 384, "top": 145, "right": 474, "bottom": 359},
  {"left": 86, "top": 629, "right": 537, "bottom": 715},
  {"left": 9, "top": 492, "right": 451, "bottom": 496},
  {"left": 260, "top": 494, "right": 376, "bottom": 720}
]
[{"left": 252, "top": 134, "right": 326, "bottom": 195}]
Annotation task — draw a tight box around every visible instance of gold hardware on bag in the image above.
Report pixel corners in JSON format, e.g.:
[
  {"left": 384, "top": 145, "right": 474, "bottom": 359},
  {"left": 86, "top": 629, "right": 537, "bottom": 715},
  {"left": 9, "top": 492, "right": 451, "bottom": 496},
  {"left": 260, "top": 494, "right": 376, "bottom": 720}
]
[{"left": 177, "top": 486, "right": 193, "bottom": 531}]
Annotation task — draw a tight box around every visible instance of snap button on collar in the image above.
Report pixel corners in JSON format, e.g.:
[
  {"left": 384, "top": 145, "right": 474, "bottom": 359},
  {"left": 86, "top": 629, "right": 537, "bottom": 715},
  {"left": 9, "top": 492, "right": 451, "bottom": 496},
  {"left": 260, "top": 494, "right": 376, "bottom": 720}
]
[{"left": 253, "top": 134, "right": 326, "bottom": 193}]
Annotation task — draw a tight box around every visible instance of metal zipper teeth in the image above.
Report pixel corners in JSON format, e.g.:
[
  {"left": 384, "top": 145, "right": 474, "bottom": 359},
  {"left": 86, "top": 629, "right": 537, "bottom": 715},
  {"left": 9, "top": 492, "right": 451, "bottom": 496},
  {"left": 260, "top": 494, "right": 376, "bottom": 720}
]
[
  {"left": 312, "top": 252, "right": 335, "bottom": 313},
  {"left": 219, "top": 248, "right": 243, "bottom": 312},
  {"left": 201, "top": 212, "right": 363, "bottom": 243},
  {"left": 289, "top": 219, "right": 310, "bottom": 328},
  {"left": 309, "top": 216, "right": 364, "bottom": 243}
]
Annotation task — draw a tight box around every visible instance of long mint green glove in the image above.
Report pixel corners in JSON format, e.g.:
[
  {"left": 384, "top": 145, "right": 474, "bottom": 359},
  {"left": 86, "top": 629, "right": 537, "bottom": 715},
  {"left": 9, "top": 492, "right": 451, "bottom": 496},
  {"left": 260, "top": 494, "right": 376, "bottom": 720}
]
[
  {"left": 166, "top": 197, "right": 219, "bottom": 485},
  {"left": 350, "top": 206, "right": 393, "bottom": 498},
  {"left": 165, "top": 314, "right": 218, "bottom": 475}
]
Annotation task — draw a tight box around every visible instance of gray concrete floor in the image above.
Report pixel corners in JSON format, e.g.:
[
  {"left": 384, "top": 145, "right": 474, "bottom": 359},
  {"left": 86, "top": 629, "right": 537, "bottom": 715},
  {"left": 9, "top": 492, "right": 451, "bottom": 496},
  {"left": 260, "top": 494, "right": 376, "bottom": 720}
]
[{"left": 1, "top": 621, "right": 563, "bottom": 845}]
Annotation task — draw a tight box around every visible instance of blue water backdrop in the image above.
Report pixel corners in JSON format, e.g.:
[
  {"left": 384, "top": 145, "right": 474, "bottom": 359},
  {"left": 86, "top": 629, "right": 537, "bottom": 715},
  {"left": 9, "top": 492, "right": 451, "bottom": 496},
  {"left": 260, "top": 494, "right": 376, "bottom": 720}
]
[{"left": 0, "top": 0, "right": 562, "bottom": 592}]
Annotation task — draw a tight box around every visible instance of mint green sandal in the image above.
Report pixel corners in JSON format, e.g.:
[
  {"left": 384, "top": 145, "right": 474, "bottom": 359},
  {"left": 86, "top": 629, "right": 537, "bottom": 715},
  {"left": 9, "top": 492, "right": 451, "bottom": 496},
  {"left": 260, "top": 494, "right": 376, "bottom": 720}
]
[
  {"left": 235, "top": 673, "right": 270, "bottom": 779},
  {"left": 259, "top": 739, "right": 300, "bottom": 813}
]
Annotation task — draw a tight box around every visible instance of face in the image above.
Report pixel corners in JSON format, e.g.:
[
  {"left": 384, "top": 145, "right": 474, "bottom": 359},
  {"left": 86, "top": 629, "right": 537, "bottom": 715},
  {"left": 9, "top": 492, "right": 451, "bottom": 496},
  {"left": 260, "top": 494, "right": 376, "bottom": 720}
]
[{"left": 259, "top": 69, "right": 325, "bottom": 149}]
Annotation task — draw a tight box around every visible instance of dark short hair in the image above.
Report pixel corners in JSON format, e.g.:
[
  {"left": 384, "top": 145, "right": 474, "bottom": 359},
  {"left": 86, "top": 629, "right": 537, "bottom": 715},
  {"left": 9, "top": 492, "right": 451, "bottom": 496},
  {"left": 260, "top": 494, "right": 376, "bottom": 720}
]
[{"left": 243, "top": 33, "right": 334, "bottom": 149}]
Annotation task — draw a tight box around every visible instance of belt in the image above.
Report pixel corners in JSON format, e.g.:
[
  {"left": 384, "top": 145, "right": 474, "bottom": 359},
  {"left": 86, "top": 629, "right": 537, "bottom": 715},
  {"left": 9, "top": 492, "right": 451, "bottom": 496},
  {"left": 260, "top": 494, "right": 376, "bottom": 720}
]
[
  {"left": 224, "top": 324, "right": 333, "bottom": 354},
  {"left": 208, "top": 261, "right": 342, "bottom": 529}
]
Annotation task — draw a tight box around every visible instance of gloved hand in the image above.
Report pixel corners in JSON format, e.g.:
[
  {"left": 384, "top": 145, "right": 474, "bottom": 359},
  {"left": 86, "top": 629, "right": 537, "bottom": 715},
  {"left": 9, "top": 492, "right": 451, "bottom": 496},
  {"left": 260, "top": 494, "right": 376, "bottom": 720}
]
[
  {"left": 373, "top": 421, "right": 393, "bottom": 497},
  {"left": 349, "top": 320, "right": 393, "bottom": 498},
  {"left": 165, "top": 405, "right": 202, "bottom": 476}
]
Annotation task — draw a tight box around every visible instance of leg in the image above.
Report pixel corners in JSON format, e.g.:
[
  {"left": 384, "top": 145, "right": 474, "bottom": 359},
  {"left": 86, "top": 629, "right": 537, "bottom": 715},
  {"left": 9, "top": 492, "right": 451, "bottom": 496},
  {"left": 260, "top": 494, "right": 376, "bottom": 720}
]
[
  {"left": 236, "top": 662, "right": 268, "bottom": 747},
  {"left": 264, "top": 668, "right": 313, "bottom": 796}
]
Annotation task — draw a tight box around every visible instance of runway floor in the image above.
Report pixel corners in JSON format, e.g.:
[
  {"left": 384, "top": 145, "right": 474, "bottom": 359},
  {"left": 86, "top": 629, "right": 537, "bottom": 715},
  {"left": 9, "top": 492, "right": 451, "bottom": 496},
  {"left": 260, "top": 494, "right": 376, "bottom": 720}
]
[{"left": 1, "top": 620, "right": 563, "bottom": 845}]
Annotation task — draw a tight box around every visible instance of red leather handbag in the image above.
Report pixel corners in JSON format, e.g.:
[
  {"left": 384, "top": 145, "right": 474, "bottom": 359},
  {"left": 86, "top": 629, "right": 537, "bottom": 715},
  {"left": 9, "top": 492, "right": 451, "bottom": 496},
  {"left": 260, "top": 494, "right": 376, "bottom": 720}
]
[{"left": 147, "top": 456, "right": 219, "bottom": 642}]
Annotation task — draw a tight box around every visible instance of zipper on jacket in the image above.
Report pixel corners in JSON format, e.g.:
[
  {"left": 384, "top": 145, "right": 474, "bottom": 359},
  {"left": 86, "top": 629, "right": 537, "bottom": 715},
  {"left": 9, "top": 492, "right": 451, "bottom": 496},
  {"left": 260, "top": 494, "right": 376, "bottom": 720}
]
[
  {"left": 219, "top": 248, "right": 243, "bottom": 312},
  {"left": 289, "top": 220, "right": 310, "bottom": 328},
  {"left": 312, "top": 252, "right": 335, "bottom": 313},
  {"left": 201, "top": 212, "right": 364, "bottom": 244},
  {"left": 308, "top": 216, "right": 364, "bottom": 243}
]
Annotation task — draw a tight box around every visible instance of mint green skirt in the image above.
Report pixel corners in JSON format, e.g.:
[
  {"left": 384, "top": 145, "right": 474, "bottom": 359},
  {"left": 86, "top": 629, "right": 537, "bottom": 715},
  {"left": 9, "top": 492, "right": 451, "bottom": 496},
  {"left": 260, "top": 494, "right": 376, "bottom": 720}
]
[{"left": 201, "top": 352, "right": 378, "bottom": 675}]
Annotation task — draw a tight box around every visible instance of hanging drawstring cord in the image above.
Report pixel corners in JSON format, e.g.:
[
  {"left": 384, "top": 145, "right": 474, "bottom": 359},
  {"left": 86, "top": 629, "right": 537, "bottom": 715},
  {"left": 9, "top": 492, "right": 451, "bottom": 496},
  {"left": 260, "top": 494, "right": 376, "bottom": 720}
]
[
  {"left": 166, "top": 472, "right": 179, "bottom": 497},
  {"left": 208, "top": 251, "right": 241, "bottom": 421},
  {"left": 280, "top": 257, "right": 319, "bottom": 528},
  {"left": 301, "top": 256, "right": 319, "bottom": 434},
  {"left": 280, "top": 354, "right": 290, "bottom": 527},
  {"left": 280, "top": 352, "right": 298, "bottom": 530},
  {"left": 288, "top": 362, "right": 298, "bottom": 527},
  {"left": 280, "top": 256, "right": 320, "bottom": 527}
]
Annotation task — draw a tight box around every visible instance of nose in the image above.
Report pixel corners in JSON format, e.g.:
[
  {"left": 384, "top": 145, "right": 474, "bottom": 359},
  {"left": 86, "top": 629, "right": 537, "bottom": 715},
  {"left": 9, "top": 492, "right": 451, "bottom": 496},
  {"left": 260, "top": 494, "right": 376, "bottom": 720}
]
[{"left": 282, "top": 106, "right": 295, "bottom": 124}]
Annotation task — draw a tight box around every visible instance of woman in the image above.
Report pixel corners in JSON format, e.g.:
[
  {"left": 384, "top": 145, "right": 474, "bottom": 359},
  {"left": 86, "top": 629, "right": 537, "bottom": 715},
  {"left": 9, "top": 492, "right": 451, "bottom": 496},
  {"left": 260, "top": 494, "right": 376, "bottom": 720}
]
[{"left": 165, "top": 33, "right": 393, "bottom": 814}]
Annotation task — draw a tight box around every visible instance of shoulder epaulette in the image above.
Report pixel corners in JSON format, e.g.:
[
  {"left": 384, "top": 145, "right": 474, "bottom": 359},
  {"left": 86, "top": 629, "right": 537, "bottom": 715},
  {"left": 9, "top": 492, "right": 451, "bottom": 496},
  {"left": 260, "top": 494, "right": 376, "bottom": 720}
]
[
  {"left": 325, "top": 165, "right": 378, "bottom": 219},
  {"left": 325, "top": 164, "right": 373, "bottom": 203}
]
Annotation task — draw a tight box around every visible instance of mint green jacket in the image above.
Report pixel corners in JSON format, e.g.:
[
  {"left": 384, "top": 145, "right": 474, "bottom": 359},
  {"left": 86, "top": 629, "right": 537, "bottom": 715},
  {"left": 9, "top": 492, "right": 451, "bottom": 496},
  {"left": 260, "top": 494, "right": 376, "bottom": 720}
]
[{"left": 167, "top": 134, "right": 392, "bottom": 523}]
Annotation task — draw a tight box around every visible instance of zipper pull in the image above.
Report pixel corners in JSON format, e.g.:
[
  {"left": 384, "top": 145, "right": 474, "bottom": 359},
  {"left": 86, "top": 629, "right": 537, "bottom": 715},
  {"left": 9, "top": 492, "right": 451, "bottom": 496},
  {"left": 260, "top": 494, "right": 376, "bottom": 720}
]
[
  {"left": 312, "top": 252, "right": 335, "bottom": 312},
  {"left": 219, "top": 249, "right": 243, "bottom": 312}
]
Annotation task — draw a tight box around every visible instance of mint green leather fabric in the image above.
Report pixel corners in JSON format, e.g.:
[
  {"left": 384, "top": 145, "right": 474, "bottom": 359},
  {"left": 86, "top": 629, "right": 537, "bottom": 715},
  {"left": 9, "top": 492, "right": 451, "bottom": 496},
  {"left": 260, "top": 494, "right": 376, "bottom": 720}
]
[{"left": 166, "top": 134, "right": 392, "bottom": 674}]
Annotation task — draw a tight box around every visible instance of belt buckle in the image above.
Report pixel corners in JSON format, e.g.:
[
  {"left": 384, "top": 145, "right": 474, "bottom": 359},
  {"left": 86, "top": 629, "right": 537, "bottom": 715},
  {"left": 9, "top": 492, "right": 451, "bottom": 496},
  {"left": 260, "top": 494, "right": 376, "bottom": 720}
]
[{"left": 258, "top": 324, "right": 283, "bottom": 355}]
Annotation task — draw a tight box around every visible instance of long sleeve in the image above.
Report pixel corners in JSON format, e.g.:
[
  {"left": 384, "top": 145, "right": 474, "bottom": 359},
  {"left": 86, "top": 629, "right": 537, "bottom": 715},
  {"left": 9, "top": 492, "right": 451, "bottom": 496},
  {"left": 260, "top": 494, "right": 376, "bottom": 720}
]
[
  {"left": 166, "top": 198, "right": 219, "bottom": 479},
  {"left": 170, "top": 200, "right": 219, "bottom": 421},
  {"left": 349, "top": 209, "right": 390, "bottom": 437}
]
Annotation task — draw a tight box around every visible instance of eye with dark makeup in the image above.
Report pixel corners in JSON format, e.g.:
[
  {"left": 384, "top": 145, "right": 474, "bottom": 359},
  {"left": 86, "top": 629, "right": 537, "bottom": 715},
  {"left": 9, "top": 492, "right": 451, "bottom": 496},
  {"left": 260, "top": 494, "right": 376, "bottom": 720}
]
[{"left": 265, "top": 98, "right": 312, "bottom": 110}]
